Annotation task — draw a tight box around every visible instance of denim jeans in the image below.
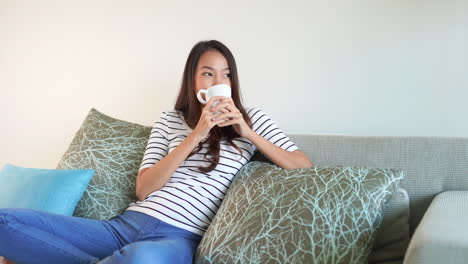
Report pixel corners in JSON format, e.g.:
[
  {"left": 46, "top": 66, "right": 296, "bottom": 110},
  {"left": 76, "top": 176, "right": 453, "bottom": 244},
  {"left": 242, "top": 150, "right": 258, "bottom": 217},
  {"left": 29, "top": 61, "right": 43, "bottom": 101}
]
[{"left": 0, "top": 208, "right": 203, "bottom": 264}]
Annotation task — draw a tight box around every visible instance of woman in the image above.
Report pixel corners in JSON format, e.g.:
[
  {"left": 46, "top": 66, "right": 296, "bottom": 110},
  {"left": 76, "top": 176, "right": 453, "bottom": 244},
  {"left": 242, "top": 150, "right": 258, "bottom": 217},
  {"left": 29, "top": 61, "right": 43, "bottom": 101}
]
[{"left": 0, "top": 40, "right": 313, "bottom": 264}]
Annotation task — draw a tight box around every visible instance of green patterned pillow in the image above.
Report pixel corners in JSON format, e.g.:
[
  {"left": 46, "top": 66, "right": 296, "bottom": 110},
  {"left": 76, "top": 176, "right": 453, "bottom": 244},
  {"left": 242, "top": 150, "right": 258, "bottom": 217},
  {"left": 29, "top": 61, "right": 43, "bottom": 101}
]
[
  {"left": 195, "top": 161, "right": 406, "bottom": 264},
  {"left": 56, "top": 108, "right": 152, "bottom": 220}
]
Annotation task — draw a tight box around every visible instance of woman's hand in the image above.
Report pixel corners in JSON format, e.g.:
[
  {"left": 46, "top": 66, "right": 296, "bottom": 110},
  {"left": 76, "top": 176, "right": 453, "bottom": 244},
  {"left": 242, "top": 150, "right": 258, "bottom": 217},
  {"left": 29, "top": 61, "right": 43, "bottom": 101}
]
[
  {"left": 211, "top": 98, "right": 254, "bottom": 138},
  {"left": 193, "top": 96, "right": 228, "bottom": 141}
]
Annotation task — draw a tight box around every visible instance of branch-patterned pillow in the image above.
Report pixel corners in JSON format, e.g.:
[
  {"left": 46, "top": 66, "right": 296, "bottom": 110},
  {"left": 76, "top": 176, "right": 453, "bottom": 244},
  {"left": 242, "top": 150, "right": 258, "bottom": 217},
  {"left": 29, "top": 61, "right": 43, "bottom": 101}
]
[
  {"left": 56, "top": 108, "right": 152, "bottom": 220},
  {"left": 195, "top": 161, "right": 406, "bottom": 264}
]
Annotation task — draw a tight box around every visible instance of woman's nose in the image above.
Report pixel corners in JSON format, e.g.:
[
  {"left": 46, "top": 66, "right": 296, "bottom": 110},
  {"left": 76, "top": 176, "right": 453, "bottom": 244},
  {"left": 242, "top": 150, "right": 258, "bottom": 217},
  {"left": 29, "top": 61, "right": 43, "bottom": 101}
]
[{"left": 214, "top": 75, "right": 222, "bottom": 85}]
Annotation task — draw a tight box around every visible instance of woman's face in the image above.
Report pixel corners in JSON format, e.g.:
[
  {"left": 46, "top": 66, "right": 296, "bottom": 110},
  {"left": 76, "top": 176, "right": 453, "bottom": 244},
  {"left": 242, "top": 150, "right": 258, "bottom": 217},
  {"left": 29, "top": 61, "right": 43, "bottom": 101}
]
[{"left": 194, "top": 50, "right": 232, "bottom": 103}]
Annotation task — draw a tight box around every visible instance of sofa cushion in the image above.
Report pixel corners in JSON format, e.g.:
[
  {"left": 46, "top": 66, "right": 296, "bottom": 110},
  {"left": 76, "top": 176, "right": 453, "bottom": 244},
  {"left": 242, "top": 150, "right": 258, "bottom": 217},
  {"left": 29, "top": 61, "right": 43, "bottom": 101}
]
[
  {"left": 0, "top": 163, "right": 94, "bottom": 216},
  {"left": 250, "top": 151, "right": 411, "bottom": 263},
  {"left": 369, "top": 188, "right": 410, "bottom": 264},
  {"left": 56, "top": 108, "right": 152, "bottom": 220},
  {"left": 195, "top": 161, "right": 406, "bottom": 264},
  {"left": 403, "top": 191, "right": 468, "bottom": 264}
]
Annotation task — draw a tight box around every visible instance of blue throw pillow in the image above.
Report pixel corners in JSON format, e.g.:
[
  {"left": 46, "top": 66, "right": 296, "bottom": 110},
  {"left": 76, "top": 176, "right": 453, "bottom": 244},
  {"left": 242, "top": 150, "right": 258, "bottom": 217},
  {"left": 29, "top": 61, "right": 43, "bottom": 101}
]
[{"left": 0, "top": 163, "right": 95, "bottom": 215}]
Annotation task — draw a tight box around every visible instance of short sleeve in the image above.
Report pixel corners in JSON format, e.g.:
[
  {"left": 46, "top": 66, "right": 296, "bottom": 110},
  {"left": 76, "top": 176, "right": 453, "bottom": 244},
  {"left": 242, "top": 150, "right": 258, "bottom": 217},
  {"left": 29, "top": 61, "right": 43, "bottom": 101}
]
[
  {"left": 248, "top": 107, "right": 299, "bottom": 152},
  {"left": 138, "top": 111, "right": 170, "bottom": 173}
]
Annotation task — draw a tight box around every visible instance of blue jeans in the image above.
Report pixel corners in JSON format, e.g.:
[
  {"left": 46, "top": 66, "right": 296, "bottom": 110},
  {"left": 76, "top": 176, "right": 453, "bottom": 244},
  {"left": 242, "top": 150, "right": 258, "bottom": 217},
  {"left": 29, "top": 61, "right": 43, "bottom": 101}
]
[{"left": 0, "top": 208, "right": 203, "bottom": 264}]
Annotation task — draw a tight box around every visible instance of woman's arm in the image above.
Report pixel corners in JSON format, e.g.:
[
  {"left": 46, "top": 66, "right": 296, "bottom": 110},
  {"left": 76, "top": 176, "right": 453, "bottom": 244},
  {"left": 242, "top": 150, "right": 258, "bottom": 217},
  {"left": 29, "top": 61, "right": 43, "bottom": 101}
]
[
  {"left": 211, "top": 99, "right": 313, "bottom": 169},
  {"left": 136, "top": 132, "right": 203, "bottom": 201},
  {"left": 245, "top": 130, "right": 313, "bottom": 169},
  {"left": 136, "top": 97, "right": 226, "bottom": 201}
]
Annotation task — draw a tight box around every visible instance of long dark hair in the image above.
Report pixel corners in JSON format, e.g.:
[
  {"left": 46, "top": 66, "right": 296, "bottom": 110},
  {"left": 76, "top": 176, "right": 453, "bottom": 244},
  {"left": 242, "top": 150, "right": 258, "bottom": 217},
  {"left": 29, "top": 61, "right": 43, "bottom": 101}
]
[{"left": 174, "top": 40, "right": 253, "bottom": 173}]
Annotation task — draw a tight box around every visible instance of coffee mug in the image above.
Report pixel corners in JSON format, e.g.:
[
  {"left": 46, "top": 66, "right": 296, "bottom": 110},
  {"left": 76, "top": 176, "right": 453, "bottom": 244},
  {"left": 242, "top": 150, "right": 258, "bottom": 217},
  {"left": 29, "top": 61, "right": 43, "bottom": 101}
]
[{"left": 196, "top": 84, "right": 231, "bottom": 105}]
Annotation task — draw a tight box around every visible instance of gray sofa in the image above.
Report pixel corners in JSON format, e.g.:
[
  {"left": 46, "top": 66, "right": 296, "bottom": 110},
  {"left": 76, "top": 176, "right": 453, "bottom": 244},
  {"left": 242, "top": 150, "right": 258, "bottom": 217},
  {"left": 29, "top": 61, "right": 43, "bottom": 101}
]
[
  {"left": 277, "top": 135, "right": 468, "bottom": 264},
  {"left": 2, "top": 135, "right": 467, "bottom": 264}
]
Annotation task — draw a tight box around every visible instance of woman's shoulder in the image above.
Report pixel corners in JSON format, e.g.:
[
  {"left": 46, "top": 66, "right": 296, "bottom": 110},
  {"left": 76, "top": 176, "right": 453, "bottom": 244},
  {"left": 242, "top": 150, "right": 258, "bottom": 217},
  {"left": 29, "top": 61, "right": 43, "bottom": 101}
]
[
  {"left": 245, "top": 106, "right": 257, "bottom": 113},
  {"left": 155, "top": 109, "right": 190, "bottom": 130},
  {"left": 157, "top": 109, "right": 180, "bottom": 117},
  {"left": 153, "top": 109, "right": 183, "bottom": 123},
  {"left": 245, "top": 106, "right": 265, "bottom": 118},
  {"left": 164, "top": 109, "right": 180, "bottom": 116}
]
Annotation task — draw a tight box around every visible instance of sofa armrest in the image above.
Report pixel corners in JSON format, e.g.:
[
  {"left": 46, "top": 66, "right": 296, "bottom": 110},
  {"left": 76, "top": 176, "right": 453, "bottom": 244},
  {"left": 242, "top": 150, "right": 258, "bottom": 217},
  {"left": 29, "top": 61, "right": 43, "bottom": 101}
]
[{"left": 403, "top": 191, "right": 468, "bottom": 264}]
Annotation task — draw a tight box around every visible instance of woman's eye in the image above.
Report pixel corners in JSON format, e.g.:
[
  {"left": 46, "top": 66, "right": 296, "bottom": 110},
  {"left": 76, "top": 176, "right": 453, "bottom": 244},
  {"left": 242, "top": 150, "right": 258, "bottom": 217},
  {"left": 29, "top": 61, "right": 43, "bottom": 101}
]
[{"left": 201, "top": 72, "right": 230, "bottom": 77}]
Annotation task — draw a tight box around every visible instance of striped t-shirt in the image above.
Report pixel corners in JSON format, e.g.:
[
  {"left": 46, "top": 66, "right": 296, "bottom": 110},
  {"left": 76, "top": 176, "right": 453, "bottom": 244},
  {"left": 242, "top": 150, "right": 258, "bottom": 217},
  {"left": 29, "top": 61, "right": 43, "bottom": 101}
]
[{"left": 125, "top": 107, "right": 299, "bottom": 236}]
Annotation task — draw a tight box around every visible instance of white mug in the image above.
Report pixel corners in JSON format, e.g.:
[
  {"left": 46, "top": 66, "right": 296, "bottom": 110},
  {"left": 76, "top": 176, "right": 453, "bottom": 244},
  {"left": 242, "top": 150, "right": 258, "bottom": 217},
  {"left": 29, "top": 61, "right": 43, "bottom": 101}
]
[
  {"left": 196, "top": 84, "right": 232, "bottom": 110},
  {"left": 196, "top": 84, "right": 231, "bottom": 104}
]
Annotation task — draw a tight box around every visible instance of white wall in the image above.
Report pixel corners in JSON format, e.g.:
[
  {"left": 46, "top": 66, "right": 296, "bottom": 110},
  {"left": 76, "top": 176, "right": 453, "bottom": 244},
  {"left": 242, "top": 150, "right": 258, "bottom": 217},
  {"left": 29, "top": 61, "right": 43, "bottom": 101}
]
[{"left": 1, "top": 0, "right": 467, "bottom": 169}]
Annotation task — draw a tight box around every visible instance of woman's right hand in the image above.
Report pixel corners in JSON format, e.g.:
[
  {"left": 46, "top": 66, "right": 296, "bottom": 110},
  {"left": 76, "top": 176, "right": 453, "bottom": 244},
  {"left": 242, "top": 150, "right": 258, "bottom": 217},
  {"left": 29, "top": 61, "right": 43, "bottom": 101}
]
[{"left": 193, "top": 96, "right": 227, "bottom": 141}]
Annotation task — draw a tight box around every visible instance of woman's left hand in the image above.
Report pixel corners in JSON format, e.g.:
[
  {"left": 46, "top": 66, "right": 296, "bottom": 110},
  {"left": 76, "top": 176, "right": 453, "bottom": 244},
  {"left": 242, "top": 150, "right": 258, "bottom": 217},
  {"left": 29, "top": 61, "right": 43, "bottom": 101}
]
[{"left": 210, "top": 98, "right": 253, "bottom": 138}]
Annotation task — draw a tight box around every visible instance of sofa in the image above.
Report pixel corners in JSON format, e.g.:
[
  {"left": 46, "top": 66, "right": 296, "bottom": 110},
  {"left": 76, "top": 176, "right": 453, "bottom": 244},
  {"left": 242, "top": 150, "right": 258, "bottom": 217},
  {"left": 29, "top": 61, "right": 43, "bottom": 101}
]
[
  {"left": 2, "top": 109, "right": 468, "bottom": 263},
  {"left": 277, "top": 134, "right": 468, "bottom": 264}
]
